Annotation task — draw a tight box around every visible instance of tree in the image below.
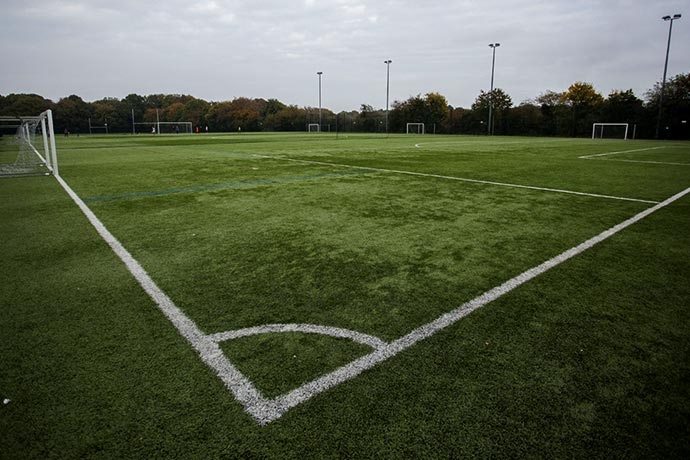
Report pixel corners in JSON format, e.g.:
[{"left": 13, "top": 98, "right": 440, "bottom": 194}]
[
  {"left": 260, "top": 98, "right": 286, "bottom": 131},
  {"left": 0, "top": 93, "right": 53, "bottom": 117},
  {"left": 274, "top": 105, "right": 307, "bottom": 131},
  {"left": 560, "top": 82, "right": 604, "bottom": 136},
  {"left": 425, "top": 92, "right": 449, "bottom": 132},
  {"left": 390, "top": 93, "right": 450, "bottom": 133},
  {"left": 506, "top": 103, "right": 543, "bottom": 136},
  {"left": 646, "top": 73, "right": 690, "bottom": 139},
  {"left": 356, "top": 104, "right": 384, "bottom": 132},
  {"left": 603, "top": 89, "right": 643, "bottom": 122},
  {"left": 535, "top": 91, "right": 566, "bottom": 136},
  {"left": 53, "top": 95, "right": 91, "bottom": 134},
  {"left": 471, "top": 89, "right": 512, "bottom": 134}
]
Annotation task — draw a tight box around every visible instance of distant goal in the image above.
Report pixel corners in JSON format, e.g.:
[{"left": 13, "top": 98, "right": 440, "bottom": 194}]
[
  {"left": 592, "top": 123, "right": 629, "bottom": 140},
  {"left": 134, "top": 121, "right": 193, "bottom": 134},
  {"left": 308, "top": 123, "right": 321, "bottom": 133},
  {"left": 406, "top": 123, "right": 425, "bottom": 134},
  {"left": 0, "top": 109, "right": 58, "bottom": 177}
]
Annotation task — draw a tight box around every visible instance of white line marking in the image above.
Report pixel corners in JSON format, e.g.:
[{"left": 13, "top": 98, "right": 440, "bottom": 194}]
[
  {"left": 252, "top": 154, "right": 658, "bottom": 204},
  {"left": 263, "top": 184, "right": 690, "bottom": 423},
  {"left": 209, "top": 324, "right": 387, "bottom": 350},
  {"left": 578, "top": 147, "right": 665, "bottom": 159},
  {"left": 54, "top": 171, "right": 690, "bottom": 425},
  {"left": 53, "top": 175, "right": 273, "bottom": 422},
  {"left": 584, "top": 158, "right": 690, "bottom": 167}
]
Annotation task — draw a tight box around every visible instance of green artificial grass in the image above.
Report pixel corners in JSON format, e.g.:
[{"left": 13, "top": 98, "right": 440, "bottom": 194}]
[{"left": 1, "top": 133, "right": 689, "bottom": 459}]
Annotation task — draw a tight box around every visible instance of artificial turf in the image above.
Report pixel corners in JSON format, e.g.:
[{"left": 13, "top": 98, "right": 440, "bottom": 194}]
[{"left": 1, "top": 133, "right": 689, "bottom": 459}]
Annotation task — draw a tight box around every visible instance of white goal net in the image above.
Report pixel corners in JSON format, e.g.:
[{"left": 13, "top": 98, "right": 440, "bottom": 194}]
[
  {"left": 308, "top": 123, "right": 321, "bottom": 133},
  {"left": 0, "top": 109, "right": 58, "bottom": 177},
  {"left": 592, "top": 123, "right": 629, "bottom": 140},
  {"left": 406, "top": 123, "right": 425, "bottom": 134}
]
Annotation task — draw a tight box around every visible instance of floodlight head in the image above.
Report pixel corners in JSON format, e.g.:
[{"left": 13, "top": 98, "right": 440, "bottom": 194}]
[
  {"left": 384, "top": 59, "right": 392, "bottom": 64},
  {"left": 673, "top": 14, "right": 682, "bottom": 19},
  {"left": 489, "top": 43, "right": 500, "bottom": 48},
  {"left": 663, "top": 15, "right": 671, "bottom": 20},
  {"left": 317, "top": 71, "right": 323, "bottom": 75}
]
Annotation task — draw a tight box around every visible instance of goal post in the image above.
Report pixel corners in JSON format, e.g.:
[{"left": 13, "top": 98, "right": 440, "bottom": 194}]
[
  {"left": 0, "top": 109, "right": 58, "bottom": 177},
  {"left": 592, "top": 123, "right": 629, "bottom": 140},
  {"left": 406, "top": 123, "right": 425, "bottom": 134},
  {"left": 308, "top": 123, "right": 321, "bottom": 133}
]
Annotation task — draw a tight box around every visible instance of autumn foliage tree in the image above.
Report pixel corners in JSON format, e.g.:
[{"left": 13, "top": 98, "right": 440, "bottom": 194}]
[{"left": 2, "top": 73, "right": 688, "bottom": 139}]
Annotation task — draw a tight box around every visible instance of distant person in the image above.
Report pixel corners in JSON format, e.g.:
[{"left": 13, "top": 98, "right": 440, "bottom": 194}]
[
  {"left": 195, "top": 126, "right": 199, "bottom": 134},
  {"left": 238, "top": 126, "right": 241, "bottom": 133},
  {"left": 175, "top": 125, "right": 179, "bottom": 134},
  {"left": 205, "top": 125, "right": 208, "bottom": 133},
  {"left": 64, "top": 128, "right": 69, "bottom": 136},
  {"left": 152, "top": 126, "right": 156, "bottom": 134}
]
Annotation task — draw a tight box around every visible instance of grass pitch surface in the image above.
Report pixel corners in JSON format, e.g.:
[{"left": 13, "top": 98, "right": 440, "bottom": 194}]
[{"left": 2, "top": 133, "right": 689, "bottom": 459}]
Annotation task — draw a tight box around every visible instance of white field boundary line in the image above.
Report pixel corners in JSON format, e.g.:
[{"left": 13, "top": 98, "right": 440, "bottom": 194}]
[
  {"left": 252, "top": 154, "right": 658, "bottom": 204},
  {"left": 55, "top": 171, "right": 690, "bottom": 425}
]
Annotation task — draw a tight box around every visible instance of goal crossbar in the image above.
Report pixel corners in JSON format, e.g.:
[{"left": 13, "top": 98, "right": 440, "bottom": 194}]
[
  {"left": 406, "top": 123, "right": 425, "bottom": 134},
  {"left": 592, "top": 123, "right": 629, "bottom": 140}
]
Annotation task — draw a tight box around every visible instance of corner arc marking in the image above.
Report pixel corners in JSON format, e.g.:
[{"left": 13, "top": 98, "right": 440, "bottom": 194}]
[{"left": 208, "top": 324, "right": 388, "bottom": 350}]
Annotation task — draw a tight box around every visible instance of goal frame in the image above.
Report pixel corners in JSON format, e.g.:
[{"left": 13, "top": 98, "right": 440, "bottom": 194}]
[
  {"left": 592, "top": 123, "right": 629, "bottom": 140},
  {"left": 308, "top": 123, "right": 321, "bottom": 133},
  {"left": 0, "top": 109, "right": 58, "bottom": 177},
  {"left": 406, "top": 123, "right": 425, "bottom": 134}
]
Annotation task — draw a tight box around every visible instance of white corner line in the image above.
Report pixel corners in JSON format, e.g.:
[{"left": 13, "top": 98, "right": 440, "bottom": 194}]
[
  {"left": 252, "top": 154, "right": 658, "bottom": 204},
  {"left": 209, "top": 324, "right": 388, "bottom": 350}
]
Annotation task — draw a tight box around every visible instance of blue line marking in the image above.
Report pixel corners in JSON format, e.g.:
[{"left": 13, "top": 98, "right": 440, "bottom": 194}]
[{"left": 84, "top": 170, "right": 374, "bottom": 202}]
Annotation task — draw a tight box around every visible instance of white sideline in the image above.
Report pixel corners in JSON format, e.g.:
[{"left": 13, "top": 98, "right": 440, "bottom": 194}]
[
  {"left": 252, "top": 154, "right": 658, "bottom": 204},
  {"left": 55, "top": 172, "right": 690, "bottom": 425}
]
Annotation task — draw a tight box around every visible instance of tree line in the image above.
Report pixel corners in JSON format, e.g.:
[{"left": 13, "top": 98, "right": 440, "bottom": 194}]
[{"left": 1, "top": 73, "right": 688, "bottom": 139}]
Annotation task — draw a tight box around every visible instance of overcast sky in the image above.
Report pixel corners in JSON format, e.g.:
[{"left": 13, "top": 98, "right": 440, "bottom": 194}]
[{"left": 1, "top": 0, "right": 688, "bottom": 112}]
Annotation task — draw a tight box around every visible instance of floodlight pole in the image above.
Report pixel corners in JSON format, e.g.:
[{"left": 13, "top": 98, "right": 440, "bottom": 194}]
[
  {"left": 655, "top": 14, "right": 681, "bottom": 139},
  {"left": 384, "top": 59, "right": 392, "bottom": 136},
  {"left": 317, "top": 71, "right": 323, "bottom": 131},
  {"left": 156, "top": 108, "right": 160, "bottom": 135},
  {"left": 488, "top": 43, "right": 500, "bottom": 136}
]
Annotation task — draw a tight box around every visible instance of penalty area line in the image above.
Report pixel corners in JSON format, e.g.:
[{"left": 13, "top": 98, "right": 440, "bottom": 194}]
[
  {"left": 578, "top": 147, "right": 665, "bottom": 159},
  {"left": 252, "top": 154, "right": 658, "bottom": 204}
]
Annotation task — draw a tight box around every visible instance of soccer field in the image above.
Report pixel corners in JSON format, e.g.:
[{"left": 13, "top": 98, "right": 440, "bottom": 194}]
[{"left": 2, "top": 133, "right": 689, "bottom": 459}]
